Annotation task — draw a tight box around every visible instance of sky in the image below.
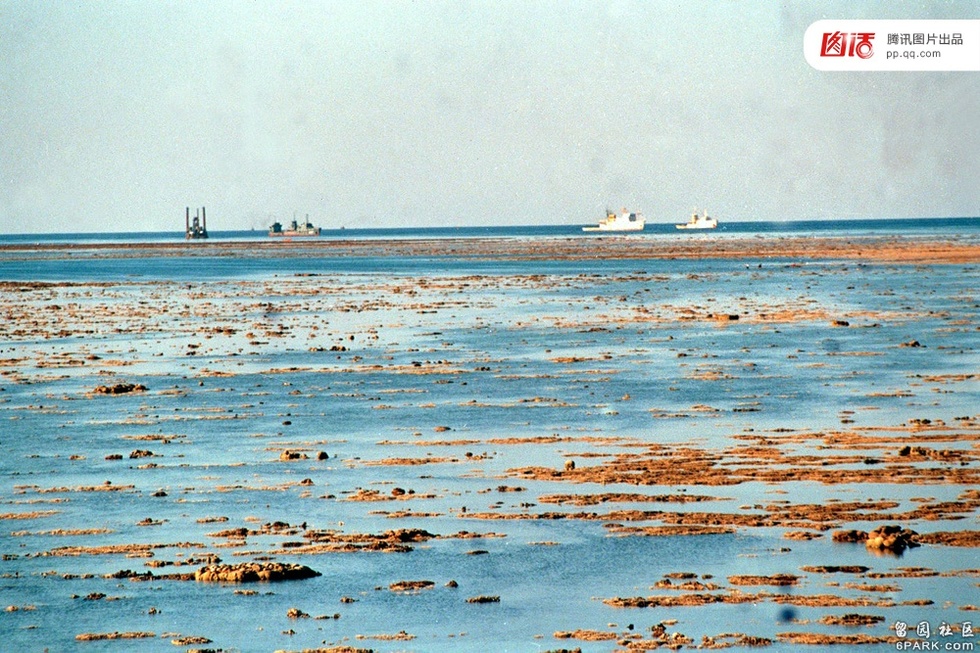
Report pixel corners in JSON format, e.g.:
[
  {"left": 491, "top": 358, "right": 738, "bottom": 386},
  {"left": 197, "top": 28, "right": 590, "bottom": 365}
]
[{"left": 1, "top": 1, "right": 978, "bottom": 233}]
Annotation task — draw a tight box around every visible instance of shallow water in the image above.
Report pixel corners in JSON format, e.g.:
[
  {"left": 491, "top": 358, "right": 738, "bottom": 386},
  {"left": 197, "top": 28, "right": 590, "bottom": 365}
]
[{"left": 1, "top": 232, "right": 978, "bottom": 652}]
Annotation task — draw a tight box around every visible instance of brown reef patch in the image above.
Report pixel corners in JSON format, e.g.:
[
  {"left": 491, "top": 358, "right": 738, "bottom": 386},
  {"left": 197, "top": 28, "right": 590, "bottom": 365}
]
[
  {"left": 92, "top": 382, "right": 147, "bottom": 395},
  {"left": 553, "top": 629, "right": 618, "bottom": 641},
  {"left": 507, "top": 425, "right": 980, "bottom": 489},
  {"left": 194, "top": 562, "right": 320, "bottom": 582},
  {"left": 776, "top": 632, "right": 901, "bottom": 645},
  {"left": 389, "top": 580, "right": 435, "bottom": 592},
  {"left": 728, "top": 574, "right": 799, "bottom": 587},
  {"left": 6, "top": 234, "right": 980, "bottom": 264},
  {"left": 917, "top": 530, "right": 980, "bottom": 547},
  {"left": 75, "top": 631, "right": 156, "bottom": 641},
  {"left": 818, "top": 613, "right": 885, "bottom": 627}
]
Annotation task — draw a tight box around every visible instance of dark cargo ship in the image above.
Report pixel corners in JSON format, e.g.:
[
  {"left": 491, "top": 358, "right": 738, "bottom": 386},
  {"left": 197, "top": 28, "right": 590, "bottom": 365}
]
[{"left": 269, "top": 214, "right": 320, "bottom": 237}]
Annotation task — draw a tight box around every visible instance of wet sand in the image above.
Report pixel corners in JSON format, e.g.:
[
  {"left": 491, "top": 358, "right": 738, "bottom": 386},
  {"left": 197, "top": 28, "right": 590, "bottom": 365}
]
[{"left": 1, "top": 234, "right": 978, "bottom": 651}]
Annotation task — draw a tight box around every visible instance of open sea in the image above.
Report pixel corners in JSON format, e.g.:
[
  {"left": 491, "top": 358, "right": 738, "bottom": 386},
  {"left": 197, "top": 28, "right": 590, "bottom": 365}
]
[
  {"left": 2, "top": 216, "right": 979, "bottom": 247},
  {"left": 1, "top": 217, "right": 978, "bottom": 652}
]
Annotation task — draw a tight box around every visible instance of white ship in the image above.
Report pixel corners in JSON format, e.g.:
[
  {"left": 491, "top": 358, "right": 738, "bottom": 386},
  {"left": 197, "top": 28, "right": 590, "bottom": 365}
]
[
  {"left": 583, "top": 208, "right": 645, "bottom": 232},
  {"left": 676, "top": 209, "right": 718, "bottom": 230}
]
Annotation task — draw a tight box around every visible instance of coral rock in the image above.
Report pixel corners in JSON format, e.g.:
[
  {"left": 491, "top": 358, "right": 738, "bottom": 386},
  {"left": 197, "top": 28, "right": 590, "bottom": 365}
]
[
  {"left": 194, "top": 562, "right": 320, "bottom": 583},
  {"left": 865, "top": 525, "right": 919, "bottom": 552}
]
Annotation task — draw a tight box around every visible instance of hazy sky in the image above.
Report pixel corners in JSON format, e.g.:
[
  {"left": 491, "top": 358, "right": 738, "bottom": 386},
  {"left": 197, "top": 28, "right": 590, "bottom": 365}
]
[{"left": 2, "top": 1, "right": 978, "bottom": 233}]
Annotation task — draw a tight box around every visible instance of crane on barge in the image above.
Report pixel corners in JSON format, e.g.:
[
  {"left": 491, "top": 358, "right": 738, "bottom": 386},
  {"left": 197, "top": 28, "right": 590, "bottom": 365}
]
[{"left": 185, "top": 206, "right": 208, "bottom": 239}]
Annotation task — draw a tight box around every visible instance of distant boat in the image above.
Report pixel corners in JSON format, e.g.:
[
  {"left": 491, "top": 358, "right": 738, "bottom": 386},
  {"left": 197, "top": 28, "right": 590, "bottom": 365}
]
[
  {"left": 676, "top": 209, "right": 718, "bottom": 230},
  {"left": 583, "top": 208, "right": 645, "bottom": 232},
  {"left": 269, "top": 215, "right": 321, "bottom": 237}
]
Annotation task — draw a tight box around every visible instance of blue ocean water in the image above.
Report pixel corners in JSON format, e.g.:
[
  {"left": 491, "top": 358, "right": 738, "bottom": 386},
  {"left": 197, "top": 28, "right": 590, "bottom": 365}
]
[
  {"left": 2, "top": 216, "right": 979, "bottom": 246},
  {"left": 1, "top": 219, "right": 978, "bottom": 652}
]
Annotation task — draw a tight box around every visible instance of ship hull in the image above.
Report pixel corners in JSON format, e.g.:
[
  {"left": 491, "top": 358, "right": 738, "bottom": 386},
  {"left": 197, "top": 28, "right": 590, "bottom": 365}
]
[
  {"left": 583, "top": 209, "right": 645, "bottom": 232},
  {"left": 675, "top": 222, "right": 717, "bottom": 230},
  {"left": 583, "top": 223, "right": 644, "bottom": 232},
  {"left": 269, "top": 230, "right": 321, "bottom": 237},
  {"left": 676, "top": 210, "right": 718, "bottom": 230}
]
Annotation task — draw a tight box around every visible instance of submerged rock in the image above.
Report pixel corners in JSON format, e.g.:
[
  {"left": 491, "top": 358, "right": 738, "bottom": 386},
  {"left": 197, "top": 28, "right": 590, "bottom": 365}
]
[{"left": 466, "top": 595, "right": 500, "bottom": 603}]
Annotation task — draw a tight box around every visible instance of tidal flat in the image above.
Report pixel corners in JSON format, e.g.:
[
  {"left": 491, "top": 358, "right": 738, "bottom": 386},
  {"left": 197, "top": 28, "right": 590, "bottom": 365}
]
[{"left": 1, "top": 234, "right": 978, "bottom": 652}]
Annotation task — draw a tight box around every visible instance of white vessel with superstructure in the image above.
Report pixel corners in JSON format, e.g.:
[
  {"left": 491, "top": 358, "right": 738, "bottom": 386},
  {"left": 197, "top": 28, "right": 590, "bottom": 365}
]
[
  {"left": 676, "top": 209, "right": 718, "bottom": 230},
  {"left": 583, "top": 208, "right": 645, "bottom": 232}
]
